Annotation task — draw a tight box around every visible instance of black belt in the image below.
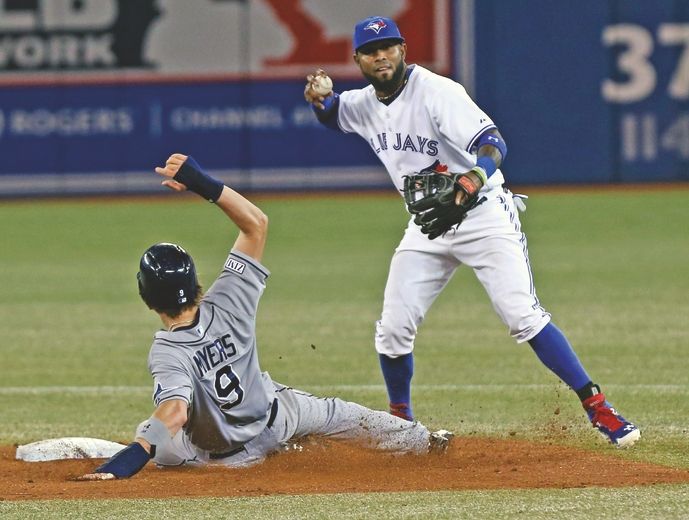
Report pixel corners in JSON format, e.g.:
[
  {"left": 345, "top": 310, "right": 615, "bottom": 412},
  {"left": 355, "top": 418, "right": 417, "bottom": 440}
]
[
  {"left": 208, "top": 398, "right": 279, "bottom": 460},
  {"left": 266, "top": 397, "right": 279, "bottom": 428}
]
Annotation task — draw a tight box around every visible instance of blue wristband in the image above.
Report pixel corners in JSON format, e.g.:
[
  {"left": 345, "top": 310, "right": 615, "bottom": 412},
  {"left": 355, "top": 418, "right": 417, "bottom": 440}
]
[
  {"left": 312, "top": 92, "right": 339, "bottom": 114},
  {"left": 320, "top": 93, "right": 337, "bottom": 111},
  {"left": 476, "top": 132, "right": 507, "bottom": 162},
  {"left": 94, "top": 442, "right": 151, "bottom": 479},
  {"left": 173, "top": 156, "right": 224, "bottom": 203},
  {"left": 311, "top": 93, "right": 340, "bottom": 131},
  {"left": 476, "top": 155, "right": 498, "bottom": 178}
]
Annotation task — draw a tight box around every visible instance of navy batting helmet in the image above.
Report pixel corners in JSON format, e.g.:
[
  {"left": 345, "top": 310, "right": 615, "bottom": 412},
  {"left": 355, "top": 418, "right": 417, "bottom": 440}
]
[{"left": 137, "top": 243, "right": 199, "bottom": 312}]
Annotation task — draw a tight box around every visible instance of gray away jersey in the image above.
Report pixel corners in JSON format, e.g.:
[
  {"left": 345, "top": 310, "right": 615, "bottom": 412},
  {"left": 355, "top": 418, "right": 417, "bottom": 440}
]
[{"left": 147, "top": 250, "right": 275, "bottom": 454}]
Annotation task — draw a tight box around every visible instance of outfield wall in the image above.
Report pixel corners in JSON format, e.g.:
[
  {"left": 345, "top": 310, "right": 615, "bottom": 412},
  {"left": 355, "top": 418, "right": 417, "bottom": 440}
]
[{"left": 0, "top": 0, "right": 687, "bottom": 197}]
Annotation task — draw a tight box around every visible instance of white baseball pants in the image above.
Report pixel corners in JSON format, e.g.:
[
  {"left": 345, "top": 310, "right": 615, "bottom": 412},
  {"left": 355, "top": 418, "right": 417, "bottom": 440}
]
[{"left": 375, "top": 188, "right": 551, "bottom": 358}]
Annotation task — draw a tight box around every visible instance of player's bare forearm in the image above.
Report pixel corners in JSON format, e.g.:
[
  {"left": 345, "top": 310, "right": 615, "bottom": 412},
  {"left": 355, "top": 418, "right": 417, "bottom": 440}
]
[
  {"left": 451, "top": 128, "right": 507, "bottom": 206},
  {"left": 215, "top": 186, "right": 269, "bottom": 262},
  {"left": 154, "top": 153, "right": 268, "bottom": 262},
  {"left": 135, "top": 398, "right": 188, "bottom": 450}
]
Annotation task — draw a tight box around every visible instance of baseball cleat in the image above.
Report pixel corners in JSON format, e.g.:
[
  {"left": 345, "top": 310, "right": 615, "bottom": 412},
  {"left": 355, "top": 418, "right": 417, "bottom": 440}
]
[
  {"left": 583, "top": 394, "right": 640, "bottom": 448},
  {"left": 429, "top": 429, "right": 454, "bottom": 453}
]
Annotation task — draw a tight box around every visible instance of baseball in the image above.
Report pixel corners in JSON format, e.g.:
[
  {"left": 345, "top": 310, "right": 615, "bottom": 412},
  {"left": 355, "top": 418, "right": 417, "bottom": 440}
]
[{"left": 312, "top": 75, "right": 333, "bottom": 96}]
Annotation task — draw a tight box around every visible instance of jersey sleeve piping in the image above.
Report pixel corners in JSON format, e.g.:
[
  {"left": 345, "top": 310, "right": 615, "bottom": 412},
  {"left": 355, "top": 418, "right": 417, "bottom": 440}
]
[
  {"left": 229, "top": 250, "right": 270, "bottom": 279},
  {"left": 466, "top": 124, "right": 497, "bottom": 152},
  {"left": 156, "top": 394, "right": 190, "bottom": 405}
]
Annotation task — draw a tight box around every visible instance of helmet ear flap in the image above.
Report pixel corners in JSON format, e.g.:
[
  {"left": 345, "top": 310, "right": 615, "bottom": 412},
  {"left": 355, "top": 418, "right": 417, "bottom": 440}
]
[{"left": 136, "top": 271, "right": 153, "bottom": 309}]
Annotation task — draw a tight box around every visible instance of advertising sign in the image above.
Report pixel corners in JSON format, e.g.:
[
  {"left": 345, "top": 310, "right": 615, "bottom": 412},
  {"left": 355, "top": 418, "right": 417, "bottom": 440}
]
[
  {"left": 1, "top": 0, "right": 686, "bottom": 196},
  {"left": 0, "top": 0, "right": 451, "bottom": 195}
]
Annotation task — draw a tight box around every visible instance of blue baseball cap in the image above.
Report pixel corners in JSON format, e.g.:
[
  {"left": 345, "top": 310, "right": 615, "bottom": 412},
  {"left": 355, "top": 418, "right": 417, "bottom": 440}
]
[{"left": 353, "top": 16, "right": 405, "bottom": 52}]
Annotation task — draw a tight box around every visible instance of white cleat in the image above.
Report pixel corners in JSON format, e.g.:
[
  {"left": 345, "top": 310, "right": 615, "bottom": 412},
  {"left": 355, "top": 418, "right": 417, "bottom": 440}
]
[
  {"left": 429, "top": 429, "right": 454, "bottom": 453},
  {"left": 614, "top": 427, "right": 641, "bottom": 449}
]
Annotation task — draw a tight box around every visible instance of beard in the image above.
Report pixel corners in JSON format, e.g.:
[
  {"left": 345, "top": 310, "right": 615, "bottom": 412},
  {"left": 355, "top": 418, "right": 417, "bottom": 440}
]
[{"left": 363, "top": 60, "right": 406, "bottom": 95}]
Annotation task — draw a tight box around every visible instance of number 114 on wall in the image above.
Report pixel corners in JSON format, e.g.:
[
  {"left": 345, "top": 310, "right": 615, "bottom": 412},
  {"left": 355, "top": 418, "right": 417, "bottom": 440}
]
[
  {"left": 603, "top": 23, "right": 689, "bottom": 163},
  {"left": 621, "top": 112, "right": 689, "bottom": 162}
]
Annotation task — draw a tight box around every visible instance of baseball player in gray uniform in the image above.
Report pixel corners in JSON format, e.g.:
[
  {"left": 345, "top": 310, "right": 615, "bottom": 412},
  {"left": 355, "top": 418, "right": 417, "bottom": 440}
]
[
  {"left": 78, "top": 153, "right": 451, "bottom": 481},
  {"left": 304, "top": 16, "right": 640, "bottom": 448}
]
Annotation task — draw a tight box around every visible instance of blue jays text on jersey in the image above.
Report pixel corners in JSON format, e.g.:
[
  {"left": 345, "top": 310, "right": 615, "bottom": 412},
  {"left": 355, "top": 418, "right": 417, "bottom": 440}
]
[
  {"left": 369, "top": 132, "right": 439, "bottom": 156},
  {"left": 191, "top": 333, "right": 238, "bottom": 378}
]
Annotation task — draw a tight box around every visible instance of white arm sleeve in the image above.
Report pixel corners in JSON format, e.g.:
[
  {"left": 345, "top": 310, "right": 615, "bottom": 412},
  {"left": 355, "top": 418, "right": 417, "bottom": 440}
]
[
  {"left": 429, "top": 79, "right": 496, "bottom": 155},
  {"left": 336, "top": 89, "right": 370, "bottom": 134}
]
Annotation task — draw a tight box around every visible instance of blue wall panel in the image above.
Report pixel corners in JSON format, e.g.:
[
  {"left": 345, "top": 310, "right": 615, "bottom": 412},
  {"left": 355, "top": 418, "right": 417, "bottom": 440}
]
[
  {"left": 474, "top": 0, "right": 689, "bottom": 184},
  {"left": 0, "top": 79, "right": 378, "bottom": 174}
]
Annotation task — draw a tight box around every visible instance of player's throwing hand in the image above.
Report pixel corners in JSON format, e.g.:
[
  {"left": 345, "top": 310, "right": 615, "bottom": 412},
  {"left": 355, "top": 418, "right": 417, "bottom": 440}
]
[{"left": 304, "top": 69, "right": 333, "bottom": 110}]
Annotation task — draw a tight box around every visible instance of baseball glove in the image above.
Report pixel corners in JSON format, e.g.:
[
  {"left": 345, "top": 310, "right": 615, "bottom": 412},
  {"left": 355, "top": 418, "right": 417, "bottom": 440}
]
[{"left": 403, "top": 161, "right": 484, "bottom": 240}]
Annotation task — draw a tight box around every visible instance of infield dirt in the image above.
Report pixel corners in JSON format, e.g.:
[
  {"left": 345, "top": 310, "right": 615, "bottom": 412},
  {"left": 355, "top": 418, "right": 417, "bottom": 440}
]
[{"left": 2, "top": 436, "right": 688, "bottom": 501}]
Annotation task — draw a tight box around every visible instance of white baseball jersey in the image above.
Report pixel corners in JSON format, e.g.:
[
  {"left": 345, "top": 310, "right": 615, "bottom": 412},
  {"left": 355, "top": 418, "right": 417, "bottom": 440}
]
[
  {"left": 336, "top": 65, "right": 504, "bottom": 194},
  {"left": 327, "top": 64, "right": 550, "bottom": 354}
]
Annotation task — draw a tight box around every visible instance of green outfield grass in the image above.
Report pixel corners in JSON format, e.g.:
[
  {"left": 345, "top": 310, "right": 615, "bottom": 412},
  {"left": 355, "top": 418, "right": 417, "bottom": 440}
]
[{"left": 1, "top": 189, "right": 688, "bottom": 518}]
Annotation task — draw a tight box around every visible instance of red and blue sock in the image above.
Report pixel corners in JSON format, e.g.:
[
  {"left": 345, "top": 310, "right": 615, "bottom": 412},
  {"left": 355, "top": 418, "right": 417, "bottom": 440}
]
[{"left": 379, "top": 353, "right": 414, "bottom": 421}]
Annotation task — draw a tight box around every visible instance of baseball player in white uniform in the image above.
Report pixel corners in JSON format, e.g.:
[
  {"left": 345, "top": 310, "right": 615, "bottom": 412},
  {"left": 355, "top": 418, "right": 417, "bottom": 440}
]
[
  {"left": 304, "top": 16, "right": 640, "bottom": 448},
  {"left": 78, "top": 153, "right": 452, "bottom": 480}
]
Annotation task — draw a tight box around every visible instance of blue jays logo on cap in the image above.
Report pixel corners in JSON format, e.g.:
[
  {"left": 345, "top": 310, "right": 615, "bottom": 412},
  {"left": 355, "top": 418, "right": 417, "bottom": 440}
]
[
  {"left": 364, "top": 18, "right": 388, "bottom": 34},
  {"left": 353, "top": 16, "right": 405, "bottom": 52}
]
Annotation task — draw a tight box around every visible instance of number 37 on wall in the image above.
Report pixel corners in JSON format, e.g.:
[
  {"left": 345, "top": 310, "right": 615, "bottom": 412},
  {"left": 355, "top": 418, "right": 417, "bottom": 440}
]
[{"left": 602, "top": 24, "right": 689, "bottom": 103}]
